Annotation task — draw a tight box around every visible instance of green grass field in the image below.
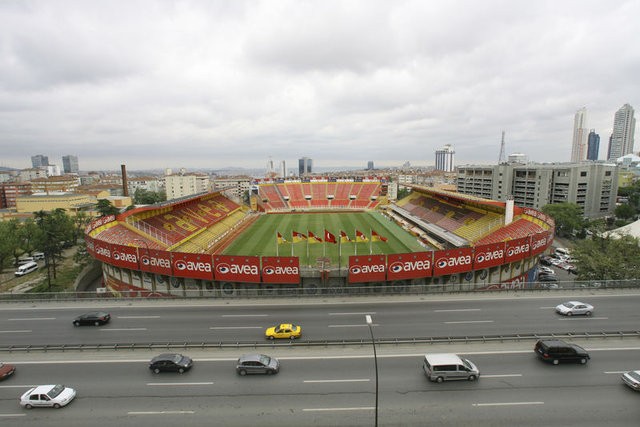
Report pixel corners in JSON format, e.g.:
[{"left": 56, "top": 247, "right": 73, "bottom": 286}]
[{"left": 222, "top": 211, "right": 426, "bottom": 266}]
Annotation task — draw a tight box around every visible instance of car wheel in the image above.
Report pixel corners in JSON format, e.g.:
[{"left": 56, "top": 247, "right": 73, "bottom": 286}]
[
  {"left": 53, "top": 403, "right": 61, "bottom": 409},
  {"left": 567, "top": 312, "right": 573, "bottom": 316},
  {"left": 73, "top": 321, "right": 80, "bottom": 326},
  {"left": 267, "top": 370, "right": 273, "bottom": 375},
  {"left": 154, "top": 368, "right": 160, "bottom": 374},
  {"left": 178, "top": 368, "right": 184, "bottom": 374},
  {"left": 468, "top": 375, "right": 477, "bottom": 381},
  {"left": 268, "top": 336, "right": 274, "bottom": 340},
  {"left": 580, "top": 358, "right": 587, "bottom": 364},
  {"left": 238, "top": 369, "right": 247, "bottom": 376},
  {"left": 436, "top": 376, "right": 444, "bottom": 383},
  {"left": 94, "top": 321, "right": 100, "bottom": 326},
  {"left": 552, "top": 359, "right": 559, "bottom": 365},
  {"left": 25, "top": 404, "right": 32, "bottom": 409},
  {"left": 585, "top": 311, "right": 592, "bottom": 316}
]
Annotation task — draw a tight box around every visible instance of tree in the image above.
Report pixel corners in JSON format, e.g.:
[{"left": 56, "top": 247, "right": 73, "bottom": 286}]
[
  {"left": 133, "top": 188, "right": 166, "bottom": 205},
  {"left": 397, "top": 187, "right": 412, "bottom": 200},
  {"left": 615, "top": 203, "right": 636, "bottom": 220},
  {"left": 95, "top": 199, "right": 120, "bottom": 217},
  {"left": 572, "top": 234, "right": 640, "bottom": 281},
  {"left": 0, "top": 220, "right": 20, "bottom": 272},
  {"left": 541, "top": 203, "right": 584, "bottom": 237}
]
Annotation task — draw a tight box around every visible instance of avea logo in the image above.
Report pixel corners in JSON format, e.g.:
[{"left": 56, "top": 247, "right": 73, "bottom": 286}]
[
  {"left": 436, "top": 255, "right": 472, "bottom": 269},
  {"left": 141, "top": 256, "right": 171, "bottom": 269},
  {"left": 216, "top": 263, "right": 259, "bottom": 275},
  {"left": 349, "top": 264, "right": 385, "bottom": 274},
  {"left": 389, "top": 260, "right": 431, "bottom": 273},
  {"left": 263, "top": 265, "right": 299, "bottom": 275},
  {"left": 475, "top": 250, "right": 504, "bottom": 263},
  {"left": 96, "top": 247, "right": 111, "bottom": 258},
  {"left": 174, "top": 260, "right": 212, "bottom": 273},
  {"left": 112, "top": 251, "right": 137, "bottom": 263},
  {"left": 531, "top": 237, "right": 547, "bottom": 250},
  {"left": 507, "top": 244, "right": 530, "bottom": 257}
]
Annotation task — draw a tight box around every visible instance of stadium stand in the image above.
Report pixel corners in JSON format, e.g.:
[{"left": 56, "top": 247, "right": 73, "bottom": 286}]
[{"left": 475, "top": 217, "right": 546, "bottom": 245}]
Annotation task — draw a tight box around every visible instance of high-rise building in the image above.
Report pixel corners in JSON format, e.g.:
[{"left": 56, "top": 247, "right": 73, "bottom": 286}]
[
  {"left": 367, "top": 161, "right": 374, "bottom": 170},
  {"left": 570, "top": 108, "right": 588, "bottom": 162},
  {"left": 607, "top": 104, "right": 636, "bottom": 160},
  {"left": 435, "top": 145, "right": 455, "bottom": 172},
  {"left": 31, "top": 154, "right": 49, "bottom": 168},
  {"left": 280, "top": 161, "right": 287, "bottom": 178},
  {"left": 62, "top": 155, "right": 79, "bottom": 173},
  {"left": 587, "top": 130, "right": 600, "bottom": 161},
  {"left": 298, "top": 157, "right": 312, "bottom": 176}
]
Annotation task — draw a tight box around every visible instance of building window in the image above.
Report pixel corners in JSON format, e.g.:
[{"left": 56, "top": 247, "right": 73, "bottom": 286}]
[
  {"left": 580, "top": 171, "right": 587, "bottom": 177},
  {"left": 605, "top": 171, "right": 611, "bottom": 176}
]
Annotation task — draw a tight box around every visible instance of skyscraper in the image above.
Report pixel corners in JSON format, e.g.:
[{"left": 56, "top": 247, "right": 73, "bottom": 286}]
[
  {"left": 298, "top": 157, "right": 312, "bottom": 176},
  {"left": 31, "top": 154, "right": 49, "bottom": 168},
  {"left": 586, "top": 130, "right": 600, "bottom": 161},
  {"left": 607, "top": 104, "right": 636, "bottom": 160},
  {"left": 435, "top": 145, "right": 455, "bottom": 172},
  {"left": 62, "top": 155, "right": 79, "bottom": 173},
  {"left": 570, "top": 108, "right": 588, "bottom": 162}
]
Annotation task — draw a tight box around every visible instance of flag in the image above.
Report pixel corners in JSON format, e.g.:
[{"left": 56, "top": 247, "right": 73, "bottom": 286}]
[
  {"left": 292, "top": 231, "right": 307, "bottom": 243},
  {"left": 308, "top": 231, "right": 323, "bottom": 244},
  {"left": 371, "top": 230, "right": 388, "bottom": 242},
  {"left": 340, "top": 230, "right": 351, "bottom": 243},
  {"left": 324, "top": 229, "right": 337, "bottom": 244},
  {"left": 355, "top": 229, "right": 368, "bottom": 242},
  {"left": 277, "top": 232, "right": 287, "bottom": 244}
]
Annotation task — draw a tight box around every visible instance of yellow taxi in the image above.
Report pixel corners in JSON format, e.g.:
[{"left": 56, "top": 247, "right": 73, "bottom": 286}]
[{"left": 265, "top": 323, "right": 302, "bottom": 340}]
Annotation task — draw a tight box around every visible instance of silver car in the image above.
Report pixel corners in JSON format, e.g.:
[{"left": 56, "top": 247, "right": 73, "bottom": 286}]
[
  {"left": 236, "top": 354, "right": 280, "bottom": 376},
  {"left": 622, "top": 370, "right": 640, "bottom": 391},
  {"left": 555, "top": 301, "right": 594, "bottom": 316}
]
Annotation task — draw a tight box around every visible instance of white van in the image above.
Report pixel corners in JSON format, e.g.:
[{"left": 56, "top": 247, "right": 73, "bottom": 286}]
[
  {"left": 32, "top": 252, "right": 45, "bottom": 261},
  {"left": 17, "top": 257, "right": 35, "bottom": 265},
  {"left": 15, "top": 261, "right": 38, "bottom": 277},
  {"left": 422, "top": 353, "right": 480, "bottom": 383}
]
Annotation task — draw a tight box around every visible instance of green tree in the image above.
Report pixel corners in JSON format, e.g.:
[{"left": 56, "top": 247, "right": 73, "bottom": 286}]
[
  {"left": 572, "top": 234, "right": 640, "bottom": 281},
  {"left": 397, "top": 187, "right": 412, "bottom": 200},
  {"left": 541, "top": 202, "right": 584, "bottom": 237},
  {"left": 615, "top": 203, "right": 636, "bottom": 220},
  {"left": 0, "top": 220, "right": 20, "bottom": 272},
  {"left": 133, "top": 188, "right": 166, "bottom": 205},
  {"left": 96, "top": 199, "right": 120, "bottom": 217}
]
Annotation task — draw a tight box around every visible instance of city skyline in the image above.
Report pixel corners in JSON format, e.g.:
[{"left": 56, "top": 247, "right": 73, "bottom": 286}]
[{"left": 1, "top": 1, "right": 639, "bottom": 171}]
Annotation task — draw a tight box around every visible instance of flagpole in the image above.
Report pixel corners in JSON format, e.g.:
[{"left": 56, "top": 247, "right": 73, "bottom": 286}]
[
  {"left": 369, "top": 228, "right": 372, "bottom": 255},
  {"left": 291, "top": 231, "right": 294, "bottom": 257},
  {"left": 338, "top": 231, "right": 342, "bottom": 271},
  {"left": 354, "top": 228, "right": 357, "bottom": 255},
  {"left": 276, "top": 231, "right": 279, "bottom": 257}
]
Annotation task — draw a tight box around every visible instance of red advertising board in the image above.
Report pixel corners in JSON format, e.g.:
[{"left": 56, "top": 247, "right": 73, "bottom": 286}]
[
  {"left": 348, "top": 255, "right": 386, "bottom": 283},
  {"left": 261, "top": 256, "right": 300, "bottom": 284},
  {"left": 93, "top": 240, "right": 113, "bottom": 263},
  {"left": 172, "top": 252, "right": 214, "bottom": 280},
  {"left": 85, "top": 236, "right": 95, "bottom": 257},
  {"left": 433, "top": 247, "right": 473, "bottom": 276},
  {"left": 505, "top": 236, "right": 531, "bottom": 263},
  {"left": 214, "top": 255, "right": 261, "bottom": 283},
  {"left": 473, "top": 242, "right": 506, "bottom": 270},
  {"left": 139, "top": 248, "right": 173, "bottom": 276},
  {"left": 110, "top": 244, "right": 140, "bottom": 270},
  {"left": 387, "top": 252, "right": 432, "bottom": 280},
  {"left": 530, "top": 232, "right": 550, "bottom": 256}
]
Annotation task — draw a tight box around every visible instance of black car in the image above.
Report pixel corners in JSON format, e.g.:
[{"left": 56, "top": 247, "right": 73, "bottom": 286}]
[
  {"left": 73, "top": 311, "right": 111, "bottom": 326},
  {"left": 539, "top": 256, "right": 554, "bottom": 266},
  {"left": 534, "top": 340, "right": 590, "bottom": 365},
  {"left": 149, "top": 353, "right": 193, "bottom": 374},
  {"left": 538, "top": 274, "right": 558, "bottom": 282},
  {"left": 236, "top": 354, "right": 280, "bottom": 376}
]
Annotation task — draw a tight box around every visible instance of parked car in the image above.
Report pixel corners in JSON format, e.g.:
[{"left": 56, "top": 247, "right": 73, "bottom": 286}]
[
  {"left": 539, "top": 256, "right": 554, "bottom": 266},
  {"left": 534, "top": 339, "right": 590, "bottom": 365},
  {"left": 265, "top": 323, "right": 302, "bottom": 340},
  {"left": 538, "top": 275, "right": 558, "bottom": 282},
  {"left": 540, "top": 283, "right": 559, "bottom": 289},
  {"left": 0, "top": 363, "right": 16, "bottom": 381},
  {"left": 236, "top": 354, "right": 280, "bottom": 376},
  {"left": 73, "top": 311, "right": 111, "bottom": 326},
  {"left": 622, "top": 370, "right": 640, "bottom": 391},
  {"left": 538, "top": 266, "right": 554, "bottom": 275},
  {"left": 19, "top": 384, "right": 76, "bottom": 409},
  {"left": 555, "top": 301, "right": 594, "bottom": 316},
  {"left": 149, "top": 353, "right": 193, "bottom": 374}
]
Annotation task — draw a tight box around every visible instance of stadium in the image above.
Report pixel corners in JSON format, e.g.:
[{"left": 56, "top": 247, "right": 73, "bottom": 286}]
[{"left": 85, "top": 177, "right": 555, "bottom": 297}]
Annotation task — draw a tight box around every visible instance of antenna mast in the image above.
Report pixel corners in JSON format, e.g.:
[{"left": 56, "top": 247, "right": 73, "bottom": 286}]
[{"left": 498, "top": 131, "right": 506, "bottom": 164}]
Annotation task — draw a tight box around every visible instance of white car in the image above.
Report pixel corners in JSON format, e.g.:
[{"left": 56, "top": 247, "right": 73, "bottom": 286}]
[
  {"left": 19, "top": 384, "right": 76, "bottom": 409},
  {"left": 555, "top": 301, "right": 594, "bottom": 316},
  {"left": 538, "top": 266, "right": 554, "bottom": 275},
  {"left": 622, "top": 370, "right": 640, "bottom": 391}
]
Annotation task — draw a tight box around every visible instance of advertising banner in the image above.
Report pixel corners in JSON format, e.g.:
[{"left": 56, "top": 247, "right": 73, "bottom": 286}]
[
  {"left": 214, "top": 255, "right": 261, "bottom": 283},
  {"left": 348, "top": 255, "right": 386, "bottom": 283},
  {"left": 93, "top": 240, "right": 112, "bottom": 263},
  {"left": 505, "top": 236, "right": 531, "bottom": 263},
  {"left": 530, "top": 232, "right": 550, "bottom": 256},
  {"left": 387, "top": 252, "right": 433, "bottom": 280},
  {"left": 433, "top": 247, "right": 474, "bottom": 276},
  {"left": 261, "top": 256, "right": 300, "bottom": 284},
  {"left": 85, "top": 236, "right": 95, "bottom": 257},
  {"left": 172, "top": 252, "right": 214, "bottom": 280},
  {"left": 110, "top": 244, "right": 139, "bottom": 270},
  {"left": 473, "top": 242, "right": 506, "bottom": 269},
  {"left": 139, "top": 248, "right": 173, "bottom": 276}
]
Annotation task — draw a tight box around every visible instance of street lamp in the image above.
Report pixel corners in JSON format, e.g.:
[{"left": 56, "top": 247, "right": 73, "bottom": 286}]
[{"left": 365, "top": 314, "right": 379, "bottom": 427}]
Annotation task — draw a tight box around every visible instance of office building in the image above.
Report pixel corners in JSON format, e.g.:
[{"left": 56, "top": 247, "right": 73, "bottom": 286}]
[
  {"left": 298, "top": 157, "right": 312, "bottom": 176},
  {"left": 456, "top": 162, "right": 618, "bottom": 218},
  {"left": 367, "top": 161, "right": 374, "bottom": 170},
  {"left": 164, "top": 173, "right": 210, "bottom": 200},
  {"left": 280, "top": 161, "right": 287, "bottom": 178},
  {"left": 435, "top": 145, "right": 455, "bottom": 172},
  {"left": 31, "top": 154, "right": 49, "bottom": 168},
  {"left": 62, "top": 155, "right": 79, "bottom": 173},
  {"left": 570, "top": 108, "right": 588, "bottom": 162},
  {"left": 587, "top": 130, "right": 600, "bottom": 161},
  {"left": 607, "top": 104, "right": 636, "bottom": 160}
]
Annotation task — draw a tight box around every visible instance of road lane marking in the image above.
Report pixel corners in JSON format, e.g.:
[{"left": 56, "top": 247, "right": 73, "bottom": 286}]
[
  {"left": 147, "top": 382, "right": 214, "bottom": 386},
  {"left": 557, "top": 317, "right": 608, "bottom": 320},
  {"left": 100, "top": 328, "right": 147, "bottom": 331},
  {"left": 328, "top": 324, "right": 379, "bottom": 327},
  {"left": 328, "top": 312, "right": 377, "bottom": 315},
  {"left": 0, "top": 385, "right": 37, "bottom": 389},
  {"left": 303, "top": 407, "right": 374, "bottom": 412},
  {"left": 473, "top": 401, "right": 544, "bottom": 407},
  {"left": 443, "top": 320, "right": 494, "bottom": 324},
  {"left": 0, "top": 330, "right": 31, "bottom": 334},
  {"left": 435, "top": 309, "right": 481, "bottom": 312},
  {"left": 0, "top": 414, "right": 26, "bottom": 417},
  {"left": 8, "top": 317, "right": 55, "bottom": 321},
  {"left": 221, "top": 314, "right": 269, "bottom": 317},
  {"left": 128, "top": 411, "right": 195, "bottom": 415},
  {"left": 604, "top": 371, "right": 627, "bottom": 374},
  {"left": 117, "top": 316, "right": 160, "bottom": 319},
  {"left": 482, "top": 374, "right": 522, "bottom": 378},
  {"left": 303, "top": 379, "right": 370, "bottom": 383},
  {"left": 209, "top": 326, "right": 263, "bottom": 330}
]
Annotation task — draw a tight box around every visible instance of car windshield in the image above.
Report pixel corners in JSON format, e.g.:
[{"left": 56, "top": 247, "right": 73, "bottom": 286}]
[
  {"left": 172, "top": 354, "right": 183, "bottom": 363},
  {"left": 48, "top": 385, "right": 65, "bottom": 398},
  {"left": 562, "top": 302, "right": 575, "bottom": 308},
  {"left": 628, "top": 372, "right": 640, "bottom": 381},
  {"left": 259, "top": 355, "right": 271, "bottom": 365}
]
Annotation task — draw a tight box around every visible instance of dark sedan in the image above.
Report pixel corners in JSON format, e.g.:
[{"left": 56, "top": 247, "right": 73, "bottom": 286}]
[
  {"left": 73, "top": 312, "right": 111, "bottom": 326},
  {"left": 149, "top": 353, "right": 193, "bottom": 374}
]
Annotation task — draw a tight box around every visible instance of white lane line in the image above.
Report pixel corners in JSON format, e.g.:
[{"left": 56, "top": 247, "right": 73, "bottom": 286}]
[
  {"left": 8, "top": 317, "right": 55, "bottom": 321},
  {"left": 482, "top": 374, "right": 523, "bottom": 378},
  {"left": 328, "top": 324, "right": 379, "bottom": 328},
  {"left": 604, "top": 371, "right": 627, "bottom": 374},
  {"left": 328, "top": 312, "right": 377, "bottom": 316},
  {"left": 221, "top": 314, "right": 269, "bottom": 317},
  {"left": 147, "top": 382, "right": 214, "bottom": 386},
  {"left": 128, "top": 411, "right": 195, "bottom": 415},
  {"left": 303, "top": 407, "right": 374, "bottom": 412},
  {"left": 557, "top": 317, "right": 608, "bottom": 320},
  {"left": 303, "top": 379, "right": 370, "bottom": 383},
  {"left": 540, "top": 306, "right": 555, "bottom": 309},
  {"left": 0, "top": 330, "right": 31, "bottom": 334},
  {"left": 434, "top": 309, "right": 481, "bottom": 313},
  {"left": 473, "top": 401, "right": 544, "bottom": 407},
  {"left": 117, "top": 316, "right": 160, "bottom": 319},
  {"left": 0, "top": 414, "right": 26, "bottom": 417},
  {"left": 0, "top": 385, "right": 37, "bottom": 389},
  {"left": 209, "top": 326, "right": 262, "bottom": 330},
  {"left": 100, "top": 328, "right": 147, "bottom": 331},
  {"left": 443, "top": 320, "right": 494, "bottom": 324}
]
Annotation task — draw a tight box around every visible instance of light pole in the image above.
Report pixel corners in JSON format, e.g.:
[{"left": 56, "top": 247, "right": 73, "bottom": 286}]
[{"left": 365, "top": 314, "right": 379, "bottom": 427}]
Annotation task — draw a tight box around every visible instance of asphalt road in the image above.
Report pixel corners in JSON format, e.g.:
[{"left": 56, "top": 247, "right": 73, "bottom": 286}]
[
  {"left": 1, "top": 347, "right": 639, "bottom": 426},
  {"left": 0, "top": 292, "right": 639, "bottom": 346}
]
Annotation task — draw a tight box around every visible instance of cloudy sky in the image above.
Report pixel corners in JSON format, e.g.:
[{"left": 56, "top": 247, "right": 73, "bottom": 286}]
[{"left": 1, "top": 0, "right": 639, "bottom": 172}]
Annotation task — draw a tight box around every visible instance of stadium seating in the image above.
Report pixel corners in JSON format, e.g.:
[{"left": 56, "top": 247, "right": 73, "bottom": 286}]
[
  {"left": 93, "top": 224, "right": 165, "bottom": 250},
  {"left": 475, "top": 217, "right": 545, "bottom": 245}
]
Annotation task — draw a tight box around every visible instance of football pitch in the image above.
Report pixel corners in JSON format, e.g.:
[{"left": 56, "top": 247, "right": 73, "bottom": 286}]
[{"left": 222, "top": 211, "right": 426, "bottom": 265}]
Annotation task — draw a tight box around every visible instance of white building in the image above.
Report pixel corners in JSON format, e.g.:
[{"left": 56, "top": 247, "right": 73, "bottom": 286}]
[
  {"left": 435, "top": 145, "right": 455, "bottom": 172},
  {"left": 164, "top": 173, "right": 210, "bottom": 200},
  {"left": 571, "top": 107, "right": 588, "bottom": 162},
  {"left": 608, "top": 104, "right": 636, "bottom": 160}
]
